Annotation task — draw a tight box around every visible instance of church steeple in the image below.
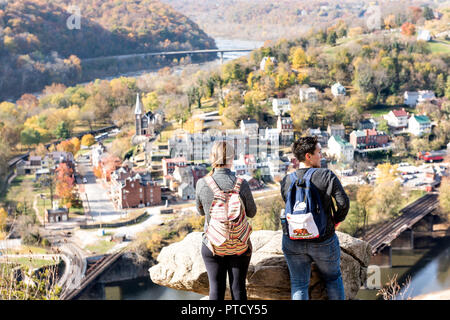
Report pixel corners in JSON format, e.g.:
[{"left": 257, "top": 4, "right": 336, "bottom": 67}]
[
  {"left": 135, "top": 93, "right": 142, "bottom": 136},
  {"left": 135, "top": 93, "right": 142, "bottom": 115}
]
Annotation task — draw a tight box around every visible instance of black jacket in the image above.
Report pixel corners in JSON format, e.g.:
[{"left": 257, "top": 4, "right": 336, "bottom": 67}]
[{"left": 280, "top": 168, "right": 350, "bottom": 243}]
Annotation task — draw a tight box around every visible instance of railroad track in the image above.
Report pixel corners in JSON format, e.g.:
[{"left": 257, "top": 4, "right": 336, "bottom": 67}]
[
  {"left": 60, "top": 247, "right": 126, "bottom": 300},
  {"left": 363, "top": 193, "right": 439, "bottom": 255}
]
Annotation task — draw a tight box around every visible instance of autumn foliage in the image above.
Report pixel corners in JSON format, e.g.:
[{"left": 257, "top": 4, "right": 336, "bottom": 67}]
[
  {"left": 401, "top": 22, "right": 416, "bottom": 36},
  {"left": 55, "top": 163, "right": 75, "bottom": 208}
]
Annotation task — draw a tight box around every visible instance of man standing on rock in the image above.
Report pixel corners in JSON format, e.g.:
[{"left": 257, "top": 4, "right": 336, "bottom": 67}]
[{"left": 280, "top": 136, "right": 350, "bottom": 300}]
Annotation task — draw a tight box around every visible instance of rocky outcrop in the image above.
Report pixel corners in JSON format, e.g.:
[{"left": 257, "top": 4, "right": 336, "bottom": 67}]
[{"left": 149, "top": 230, "right": 372, "bottom": 300}]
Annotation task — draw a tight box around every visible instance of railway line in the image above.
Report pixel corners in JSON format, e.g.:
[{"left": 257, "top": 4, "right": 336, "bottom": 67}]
[
  {"left": 60, "top": 247, "right": 126, "bottom": 300},
  {"left": 363, "top": 193, "right": 439, "bottom": 255}
]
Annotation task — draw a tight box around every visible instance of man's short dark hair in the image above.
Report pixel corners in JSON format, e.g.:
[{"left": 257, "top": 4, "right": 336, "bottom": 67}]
[{"left": 292, "top": 136, "right": 319, "bottom": 162}]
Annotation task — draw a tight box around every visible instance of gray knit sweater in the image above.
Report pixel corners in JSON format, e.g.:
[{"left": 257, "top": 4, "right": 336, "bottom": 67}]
[{"left": 195, "top": 167, "right": 257, "bottom": 251}]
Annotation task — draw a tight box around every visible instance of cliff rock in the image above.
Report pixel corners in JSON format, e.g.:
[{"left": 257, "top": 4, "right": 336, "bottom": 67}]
[{"left": 149, "top": 230, "right": 372, "bottom": 300}]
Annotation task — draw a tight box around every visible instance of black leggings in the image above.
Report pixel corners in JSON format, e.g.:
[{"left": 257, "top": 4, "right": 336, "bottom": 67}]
[{"left": 201, "top": 243, "right": 251, "bottom": 300}]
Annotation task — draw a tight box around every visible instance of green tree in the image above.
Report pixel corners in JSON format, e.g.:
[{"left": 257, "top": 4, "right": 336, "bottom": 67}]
[
  {"left": 326, "top": 30, "right": 337, "bottom": 45},
  {"left": 20, "top": 127, "right": 41, "bottom": 148},
  {"left": 423, "top": 6, "right": 434, "bottom": 20},
  {"left": 54, "top": 121, "right": 71, "bottom": 140}
]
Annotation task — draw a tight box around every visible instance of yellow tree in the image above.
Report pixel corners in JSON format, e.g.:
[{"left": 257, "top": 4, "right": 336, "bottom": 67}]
[
  {"left": 289, "top": 46, "right": 308, "bottom": 70},
  {"left": 374, "top": 163, "right": 402, "bottom": 219},
  {"left": 81, "top": 134, "right": 95, "bottom": 147},
  {"left": 70, "top": 137, "right": 81, "bottom": 155},
  {"left": 356, "top": 185, "right": 374, "bottom": 236}
]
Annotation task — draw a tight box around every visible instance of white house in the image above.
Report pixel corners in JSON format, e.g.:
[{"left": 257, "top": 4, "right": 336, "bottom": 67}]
[
  {"left": 264, "top": 128, "right": 280, "bottom": 146},
  {"left": 408, "top": 115, "right": 431, "bottom": 136},
  {"left": 327, "top": 123, "right": 345, "bottom": 139},
  {"left": 417, "top": 29, "right": 431, "bottom": 41},
  {"left": 272, "top": 98, "right": 291, "bottom": 115},
  {"left": 173, "top": 165, "right": 195, "bottom": 189},
  {"left": 404, "top": 90, "right": 436, "bottom": 107},
  {"left": 268, "top": 159, "right": 289, "bottom": 180},
  {"left": 331, "top": 82, "right": 346, "bottom": 97},
  {"left": 277, "top": 115, "right": 294, "bottom": 145},
  {"left": 240, "top": 119, "right": 259, "bottom": 136},
  {"left": 260, "top": 56, "right": 277, "bottom": 71},
  {"left": 383, "top": 108, "right": 409, "bottom": 129},
  {"left": 232, "top": 158, "right": 250, "bottom": 176},
  {"left": 418, "top": 90, "right": 436, "bottom": 104},
  {"left": 178, "top": 183, "right": 195, "bottom": 200},
  {"left": 299, "top": 87, "right": 318, "bottom": 102},
  {"left": 327, "top": 135, "right": 354, "bottom": 163},
  {"left": 404, "top": 91, "right": 419, "bottom": 107}
]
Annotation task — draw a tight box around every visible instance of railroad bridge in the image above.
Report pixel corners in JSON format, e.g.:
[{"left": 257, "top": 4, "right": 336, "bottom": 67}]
[
  {"left": 60, "top": 247, "right": 127, "bottom": 300},
  {"left": 364, "top": 193, "right": 441, "bottom": 268}
]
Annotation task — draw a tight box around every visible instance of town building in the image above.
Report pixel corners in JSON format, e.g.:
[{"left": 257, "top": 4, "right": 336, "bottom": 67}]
[
  {"left": 92, "top": 143, "right": 107, "bottom": 168},
  {"left": 327, "top": 135, "right": 354, "bottom": 163},
  {"left": 331, "top": 82, "right": 346, "bottom": 97},
  {"left": 240, "top": 174, "right": 264, "bottom": 190},
  {"left": 358, "top": 119, "right": 377, "bottom": 130},
  {"left": 272, "top": 98, "right": 291, "bottom": 116},
  {"left": 417, "top": 29, "right": 431, "bottom": 41},
  {"left": 162, "top": 157, "right": 187, "bottom": 176},
  {"left": 173, "top": 165, "right": 195, "bottom": 189},
  {"left": 383, "top": 108, "right": 409, "bottom": 131},
  {"left": 240, "top": 118, "right": 259, "bottom": 136},
  {"left": 260, "top": 56, "right": 277, "bottom": 71},
  {"left": 277, "top": 115, "right": 294, "bottom": 145},
  {"left": 111, "top": 169, "right": 161, "bottom": 209},
  {"left": 299, "top": 87, "right": 318, "bottom": 103},
  {"left": 268, "top": 158, "right": 289, "bottom": 180},
  {"left": 327, "top": 123, "right": 345, "bottom": 139},
  {"left": 178, "top": 183, "right": 195, "bottom": 200},
  {"left": 404, "top": 90, "right": 436, "bottom": 107},
  {"left": 349, "top": 129, "right": 389, "bottom": 150},
  {"left": 45, "top": 208, "right": 69, "bottom": 223},
  {"left": 134, "top": 93, "right": 156, "bottom": 137},
  {"left": 408, "top": 115, "right": 432, "bottom": 136},
  {"left": 306, "top": 128, "right": 329, "bottom": 147}
]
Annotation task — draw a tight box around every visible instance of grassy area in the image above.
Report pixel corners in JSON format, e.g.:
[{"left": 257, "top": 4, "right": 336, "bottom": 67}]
[
  {"left": 1, "top": 257, "right": 59, "bottom": 269},
  {"left": 2, "top": 245, "right": 52, "bottom": 255},
  {"left": 366, "top": 105, "right": 415, "bottom": 118},
  {"left": 84, "top": 240, "right": 116, "bottom": 255},
  {"left": 0, "top": 175, "right": 37, "bottom": 210},
  {"left": 159, "top": 129, "right": 175, "bottom": 143},
  {"left": 428, "top": 40, "right": 450, "bottom": 54}
]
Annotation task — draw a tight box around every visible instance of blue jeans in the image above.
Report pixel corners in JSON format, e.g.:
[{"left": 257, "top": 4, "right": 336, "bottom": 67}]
[{"left": 282, "top": 233, "right": 345, "bottom": 300}]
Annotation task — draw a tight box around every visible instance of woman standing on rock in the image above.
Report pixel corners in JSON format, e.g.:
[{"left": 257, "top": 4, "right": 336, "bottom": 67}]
[{"left": 195, "top": 141, "right": 257, "bottom": 300}]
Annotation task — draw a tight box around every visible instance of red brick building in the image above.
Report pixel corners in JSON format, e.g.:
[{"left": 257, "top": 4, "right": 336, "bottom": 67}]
[
  {"left": 111, "top": 168, "right": 161, "bottom": 209},
  {"left": 162, "top": 157, "right": 187, "bottom": 176},
  {"left": 349, "top": 129, "right": 389, "bottom": 150}
]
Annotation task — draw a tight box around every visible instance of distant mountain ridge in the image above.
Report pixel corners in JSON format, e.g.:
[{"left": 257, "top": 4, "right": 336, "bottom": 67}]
[{"left": 0, "top": 0, "right": 216, "bottom": 99}]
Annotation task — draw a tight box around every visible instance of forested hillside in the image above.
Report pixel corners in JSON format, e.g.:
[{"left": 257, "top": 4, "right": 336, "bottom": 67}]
[
  {"left": 162, "top": 0, "right": 447, "bottom": 40},
  {"left": 0, "top": 0, "right": 216, "bottom": 100}
]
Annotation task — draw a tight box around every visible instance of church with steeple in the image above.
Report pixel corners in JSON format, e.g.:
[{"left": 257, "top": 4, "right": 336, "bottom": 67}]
[{"left": 135, "top": 93, "right": 156, "bottom": 137}]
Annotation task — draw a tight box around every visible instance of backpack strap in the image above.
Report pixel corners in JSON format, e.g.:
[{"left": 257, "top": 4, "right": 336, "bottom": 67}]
[
  {"left": 204, "top": 176, "right": 225, "bottom": 198},
  {"left": 287, "top": 172, "right": 299, "bottom": 193},
  {"left": 302, "top": 168, "right": 318, "bottom": 183},
  {"left": 232, "top": 177, "right": 244, "bottom": 193}
]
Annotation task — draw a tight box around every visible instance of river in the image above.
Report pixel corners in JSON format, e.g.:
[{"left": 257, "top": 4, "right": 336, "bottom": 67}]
[{"left": 27, "top": 38, "right": 264, "bottom": 100}]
